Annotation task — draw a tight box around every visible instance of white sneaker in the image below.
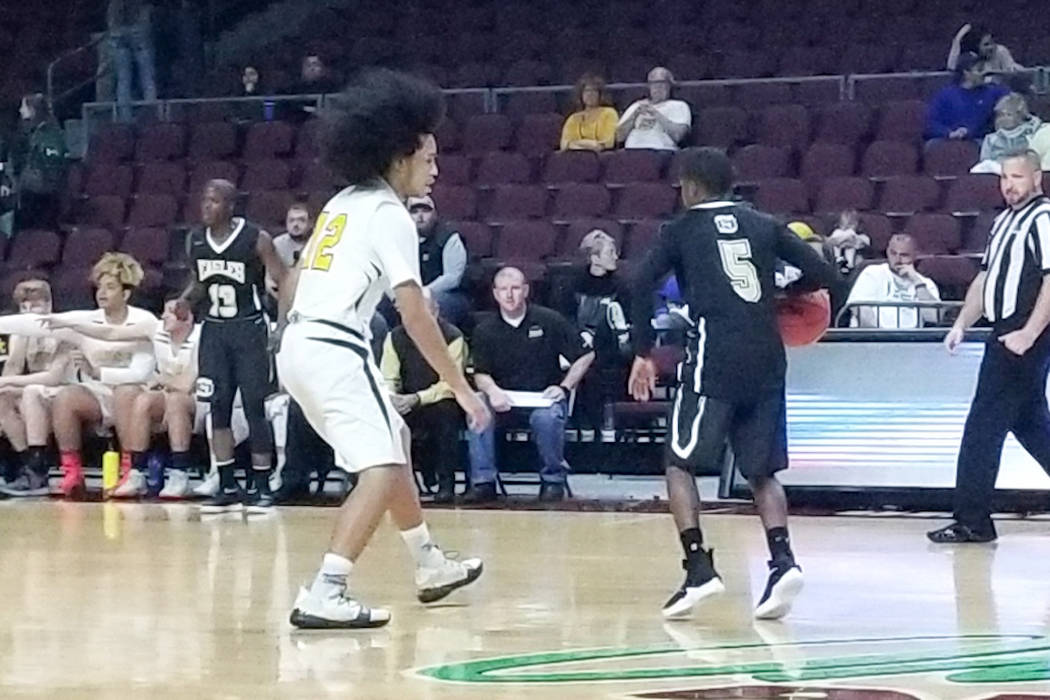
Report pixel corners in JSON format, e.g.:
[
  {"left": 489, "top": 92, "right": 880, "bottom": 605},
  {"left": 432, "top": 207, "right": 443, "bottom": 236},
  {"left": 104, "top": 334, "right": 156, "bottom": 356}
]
[
  {"left": 159, "top": 471, "right": 191, "bottom": 500},
  {"left": 289, "top": 586, "right": 391, "bottom": 629},
  {"left": 269, "top": 471, "right": 283, "bottom": 493},
  {"left": 416, "top": 551, "right": 484, "bottom": 604},
  {"left": 193, "top": 471, "right": 219, "bottom": 498},
  {"left": 113, "top": 470, "right": 147, "bottom": 499},
  {"left": 754, "top": 563, "right": 804, "bottom": 620}
]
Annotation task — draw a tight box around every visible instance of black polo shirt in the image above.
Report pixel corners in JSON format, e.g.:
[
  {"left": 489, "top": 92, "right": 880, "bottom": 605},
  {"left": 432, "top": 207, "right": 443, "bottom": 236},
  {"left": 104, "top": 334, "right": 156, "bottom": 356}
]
[{"left": 472, "top": 305, "right": 589, "bottom": 391}]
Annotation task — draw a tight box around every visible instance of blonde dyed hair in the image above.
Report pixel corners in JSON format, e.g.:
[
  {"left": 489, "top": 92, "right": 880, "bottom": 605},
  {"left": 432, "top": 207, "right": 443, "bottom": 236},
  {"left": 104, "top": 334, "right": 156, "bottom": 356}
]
[{"left": 91, "top": 252, "right": 144, "bottom": 289}]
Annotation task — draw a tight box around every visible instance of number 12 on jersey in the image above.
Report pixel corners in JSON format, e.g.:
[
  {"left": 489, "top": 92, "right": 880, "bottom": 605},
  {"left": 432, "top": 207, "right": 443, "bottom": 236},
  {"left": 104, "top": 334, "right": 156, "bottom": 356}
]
[
  {"left": 301, "top": 212, "right": 347, "bottom": 272},
  {"left": 717, "top": 239, "right": 761, "bottom": 303}
]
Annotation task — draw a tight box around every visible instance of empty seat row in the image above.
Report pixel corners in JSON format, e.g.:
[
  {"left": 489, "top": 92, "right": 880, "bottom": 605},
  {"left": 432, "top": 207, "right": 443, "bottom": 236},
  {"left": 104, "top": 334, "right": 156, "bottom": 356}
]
[
  {"left": 434, "top": 139, "right": 980, "bottom": 189},
  {"left": 76, "top": 190, "right": 335, "bottom": 231},
  {"left": 753, "top": 174, "right": 1002, "bottom": 217},
  {"left": 91, "top": 120, "right": 319, "bottom": 163},
  {"left": 71, "top": 159, "right": 339, "bottom": 198}
]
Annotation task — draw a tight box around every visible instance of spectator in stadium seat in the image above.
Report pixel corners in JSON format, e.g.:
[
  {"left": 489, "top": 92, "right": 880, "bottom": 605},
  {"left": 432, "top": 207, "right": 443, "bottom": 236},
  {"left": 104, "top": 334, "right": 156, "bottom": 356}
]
[
  {"left": 381, "top": 294, "right": 465, "bottom": 504},
  {"left": 845, "top": 234, "right": 941, "bottom": 329},
  {"left": 107, "top": 0, "right": 158, "bottom": 121},
  {"left": 267, "top": 203, "right": 313, "bottom": 299},
  {"left": 972, "top": 94, "right": 1050, "bottom": 173},
  {"left": 464, "top": 267, "right": 595, "bottom": 504},
  {"left": 290, "top": 54, "right": 339, "bottom": 95},
  {"left": 9, "top": 94, "right": 67, "bottom": 232},
  {"left": 560, "top": 74, "right": 619, "bottom": 152},
  {"left": 826, "top": 210, "right": 870, "bottom": 274},
  {"left": 947, "top": 24, "right": 1023, "bottom": 84},
  {"left": 616, "top": 67, "right": 691, "bottom": 151},
  {"left": 408, "top": 194, "right": 471, "bottom": 330},
  {"left": 924, "top": 52, "right": 1010, "bottom": 143},
  {"left": 555, "top": 230, "right": 632, "bottom": 430}
]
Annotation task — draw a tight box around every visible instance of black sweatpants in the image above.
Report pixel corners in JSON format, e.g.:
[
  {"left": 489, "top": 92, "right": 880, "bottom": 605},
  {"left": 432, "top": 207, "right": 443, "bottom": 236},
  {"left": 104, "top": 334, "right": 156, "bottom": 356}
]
[
  {"left": 406, "top": 399, "right": 462, "bottom": 487},
  {"left": 954, "top": 332, "right": 1050, "bottom": 534}
]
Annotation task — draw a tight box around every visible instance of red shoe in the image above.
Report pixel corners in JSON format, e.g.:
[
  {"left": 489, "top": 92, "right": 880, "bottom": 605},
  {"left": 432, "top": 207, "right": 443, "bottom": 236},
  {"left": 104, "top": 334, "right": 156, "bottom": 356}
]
[{"left": 59, "top": 468, "right": 85, "bottom": 500}]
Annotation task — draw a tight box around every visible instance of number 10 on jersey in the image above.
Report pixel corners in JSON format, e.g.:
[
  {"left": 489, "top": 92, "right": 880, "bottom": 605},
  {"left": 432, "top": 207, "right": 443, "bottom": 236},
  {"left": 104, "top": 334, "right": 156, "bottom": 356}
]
[{"left": 301, "top": 212, "right": 347, "bottom": 271}]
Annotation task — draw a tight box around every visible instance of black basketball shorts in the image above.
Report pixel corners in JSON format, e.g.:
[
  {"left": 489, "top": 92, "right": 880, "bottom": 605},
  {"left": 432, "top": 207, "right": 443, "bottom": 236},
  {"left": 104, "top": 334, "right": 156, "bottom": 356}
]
[
  {"left": 666, "top": 383, "right": 788, "bottom": 479},
  {"left": 196, "top": 316, "right": 272, "bottom": 426}
]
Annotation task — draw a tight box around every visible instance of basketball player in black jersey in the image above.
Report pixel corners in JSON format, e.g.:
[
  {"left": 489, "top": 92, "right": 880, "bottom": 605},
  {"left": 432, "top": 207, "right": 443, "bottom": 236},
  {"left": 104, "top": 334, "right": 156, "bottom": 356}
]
[
  {"left": 629, "top": 148, "right": 839, "bottom": 621},
  {"left": 177, "top": 179, "right": 288, "bottom": 512}
]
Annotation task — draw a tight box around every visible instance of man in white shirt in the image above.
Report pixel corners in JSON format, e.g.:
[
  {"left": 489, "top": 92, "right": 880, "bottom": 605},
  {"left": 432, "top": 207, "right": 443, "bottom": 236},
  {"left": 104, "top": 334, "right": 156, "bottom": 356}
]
[
  {"left": 616, "top": 67, "right": 692, "bottom": 151},
  {"left": 268, "top": 203, "right": 313, "bottom": 298},
  {"left": 846, "top": 234, "right": 942, "bottom": 328}
]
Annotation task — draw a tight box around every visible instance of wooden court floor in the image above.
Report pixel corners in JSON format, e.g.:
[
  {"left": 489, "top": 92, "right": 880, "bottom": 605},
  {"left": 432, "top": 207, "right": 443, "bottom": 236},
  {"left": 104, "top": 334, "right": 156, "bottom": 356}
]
[{"left": 2, "top": 502, "right": 1050, "bottom": 698}]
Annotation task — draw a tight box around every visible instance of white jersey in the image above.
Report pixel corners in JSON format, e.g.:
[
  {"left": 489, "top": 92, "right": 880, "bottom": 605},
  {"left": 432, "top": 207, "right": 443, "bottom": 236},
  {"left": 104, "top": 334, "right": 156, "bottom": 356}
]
[
  {"left": 291, "top": 183, "right": 421, "bottom": 336},
  {"left": 153, "top": 324, "right": 201, "bottom": 389},
  {"left": 71, "top": 307, "right": 157, "bottom": 386}
]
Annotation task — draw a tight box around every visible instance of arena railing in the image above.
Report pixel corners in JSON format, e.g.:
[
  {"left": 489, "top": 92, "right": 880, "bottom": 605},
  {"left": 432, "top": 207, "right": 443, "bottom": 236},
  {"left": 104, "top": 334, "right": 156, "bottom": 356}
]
[{"left": 832, "top": 300, "right": 964, "bottom": 329}]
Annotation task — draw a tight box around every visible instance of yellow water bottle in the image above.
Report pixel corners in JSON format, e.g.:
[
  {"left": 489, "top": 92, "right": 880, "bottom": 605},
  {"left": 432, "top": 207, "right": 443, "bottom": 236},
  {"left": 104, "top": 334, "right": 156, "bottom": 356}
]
[{"left": 102, "top": 446, "right": 120, "bottom": 497}]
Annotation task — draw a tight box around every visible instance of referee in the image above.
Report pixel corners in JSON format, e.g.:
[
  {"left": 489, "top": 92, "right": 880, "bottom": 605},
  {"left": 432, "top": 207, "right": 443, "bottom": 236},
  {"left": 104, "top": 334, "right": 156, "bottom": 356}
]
[{"left": 929, "top": 149, "right": 1050, "bottom": 544}]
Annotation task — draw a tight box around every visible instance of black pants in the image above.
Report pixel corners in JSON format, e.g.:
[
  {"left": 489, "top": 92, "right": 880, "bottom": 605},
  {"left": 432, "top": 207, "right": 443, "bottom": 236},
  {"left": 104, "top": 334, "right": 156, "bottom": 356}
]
[
  {"left": 406, "top": 399, "right": 461, "bottom": 487},
  {"left": 281, "top": 399, "right": 335, "bottom": 495},
  {"left": 198, "top": 317, "right": 274, "bottom": 453},
  {"left": 954, "top": 333, "right": 1050, "bottom": 534}
]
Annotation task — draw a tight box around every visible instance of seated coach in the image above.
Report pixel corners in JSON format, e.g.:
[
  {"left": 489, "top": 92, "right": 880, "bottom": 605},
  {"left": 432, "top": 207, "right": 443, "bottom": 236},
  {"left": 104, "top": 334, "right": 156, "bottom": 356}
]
[{"left": 465, "top": 267, "right": 595, "bottom": 504}]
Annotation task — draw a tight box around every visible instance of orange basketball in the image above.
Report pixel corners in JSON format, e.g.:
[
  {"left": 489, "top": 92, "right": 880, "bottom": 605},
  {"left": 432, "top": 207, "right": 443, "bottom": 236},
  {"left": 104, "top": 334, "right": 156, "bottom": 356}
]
[{"left": 776, "top": 290, "right": 831, "bottom": 347}]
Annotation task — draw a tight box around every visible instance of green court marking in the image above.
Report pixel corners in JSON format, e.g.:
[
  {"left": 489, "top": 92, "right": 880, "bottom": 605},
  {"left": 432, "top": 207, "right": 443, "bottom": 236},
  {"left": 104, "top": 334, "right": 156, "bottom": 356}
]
[{"left": 416, "top": 634, "right": 1050, "bottom": 685}]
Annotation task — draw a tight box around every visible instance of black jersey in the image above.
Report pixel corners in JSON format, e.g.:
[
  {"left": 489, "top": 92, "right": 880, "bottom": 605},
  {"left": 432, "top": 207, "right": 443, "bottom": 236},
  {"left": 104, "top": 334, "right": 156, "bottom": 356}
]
[
  {"left": 188, "top": 217, "right": 266, "bottom": 322},
  {"left": 631, "top": 200, "right": 838, "bottom": 401}
]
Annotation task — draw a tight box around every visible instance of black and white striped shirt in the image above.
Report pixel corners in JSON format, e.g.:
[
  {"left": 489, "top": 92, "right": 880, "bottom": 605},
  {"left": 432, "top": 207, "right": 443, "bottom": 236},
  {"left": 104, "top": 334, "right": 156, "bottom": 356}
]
[{"left": 982, "top": 195, "right": 1050, "bottom": 330}]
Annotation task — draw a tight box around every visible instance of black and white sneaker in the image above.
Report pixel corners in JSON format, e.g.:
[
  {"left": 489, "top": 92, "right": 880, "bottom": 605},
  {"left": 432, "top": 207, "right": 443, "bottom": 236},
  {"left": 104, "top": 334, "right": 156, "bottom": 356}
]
[
  {"left": 754, "top": 560, "right": 804, "bottom": 620},
  {"left": 416, "top": 548, "right": 484, "bottom": 604},
  {"left": 0, "top": 469, "right": 50, "bottom": 497},
  {"left": 289, "top": 586, "right": 391, "bottom": 629},
  {"left": 200, "top": 488, "right": 244, "bottom": 514},
  {"left": 662, "top": 548, "right": 725, "bottom": 620},
  {"left": 243, "top": 488, "right": 274, "bottom": 515}
]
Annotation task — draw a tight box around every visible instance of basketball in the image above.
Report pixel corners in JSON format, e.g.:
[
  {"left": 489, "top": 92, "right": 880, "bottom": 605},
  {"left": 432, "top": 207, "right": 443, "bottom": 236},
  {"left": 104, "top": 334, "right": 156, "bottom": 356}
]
[{"left": 776, "top": 290, "right": 831, "bottom": 347}]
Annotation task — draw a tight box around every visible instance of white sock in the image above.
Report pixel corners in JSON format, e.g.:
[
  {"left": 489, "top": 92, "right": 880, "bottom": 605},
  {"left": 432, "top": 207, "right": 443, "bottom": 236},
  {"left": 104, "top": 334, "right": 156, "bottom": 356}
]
[
  {"left": 310, "top": 552, "right": 353, "bottom": 598},
  {"left": 400, "top": 522, "right": 444, "bottom": 568}
]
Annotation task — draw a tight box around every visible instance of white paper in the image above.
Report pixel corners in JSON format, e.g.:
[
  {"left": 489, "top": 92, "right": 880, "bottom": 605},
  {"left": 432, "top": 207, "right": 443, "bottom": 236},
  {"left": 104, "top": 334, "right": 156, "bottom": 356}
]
[{"left": 504, "top": 391, "right": 555, "bottom": 408}]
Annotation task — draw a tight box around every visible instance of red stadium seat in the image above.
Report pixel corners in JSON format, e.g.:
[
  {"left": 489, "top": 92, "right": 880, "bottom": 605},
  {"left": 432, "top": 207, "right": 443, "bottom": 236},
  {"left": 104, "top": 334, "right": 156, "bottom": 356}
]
[
  {"left": 241, "top": 159, "right": 292, "bottom": 192},
  {"left": 494, "top": 220, "right": 558, "bottom": 261},
  {"left": 615, "top": 183, "right": 677, "bottom": 220},
  {"left": 475, "top": 152, "right": 533, "bottom": 187},
  {"left": 83, "top": 164, "right": 134, "bottom": 198},
  {"left": 136, "top": 162, "right": 186, "bottom": 195},
  {"left": 463, "top": 114, "right": 513, "bottom": 154},
  {"left": 732, "top": 145, "right": 793, "bottom": 182},
  {"left": 754, "top": 178, "right": 809, "bottom": 215},
  {"left": 243, "top": 122, "right": 295, "bottom": 160},
  {"left": 552, "top": 184, "right": 612, "bottom": 219},
  {"left": 135, "top": 123, "right": 185, "bottom": 161},
  {"left": 861, "top": 140, "right": 919, "bottom": 179},
  {"left": 902, "top": 213, "right": 962, "bottom": 254},
  {"left": 543, "top": 151, "right": 601, "bottom": 185},
  {"left": 486, "top": 185, "right": 549, "bottom": 221},
  {"left": 431, "top": 185, "right": 478, "bottom": 221},
  {"left": 188, "top": 121, "right": 238, "bottom": 160},
  {"left": 924, "top": 140, "right": 980, "bottom": 178},
  {"left": 945, "top": 175, "right": 1003, "bottom": 214},
  {"left": 814, "top": 177, "right": 875, "bottom": 213},
  {"left": 6, "top": 230, "right": 61, "bottom": 269},
  {"left": 61, "top": 228, "right": 114, "bottom": 267},
  {"left": 600, "top": 150, "right": 667, "bottom": 185},
  {"left": 879, "top": 175, "right": 942, "bottom": 214},
  {"left": 799, "top": 143, "right": 856, "bottom": 185}
]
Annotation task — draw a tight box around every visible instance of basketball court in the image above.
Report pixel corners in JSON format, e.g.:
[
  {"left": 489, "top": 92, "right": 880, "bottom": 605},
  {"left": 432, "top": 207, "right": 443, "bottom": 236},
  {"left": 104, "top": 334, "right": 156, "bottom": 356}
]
[{"left": 2, "top": 501, "right": 1049, "bottom": 698}]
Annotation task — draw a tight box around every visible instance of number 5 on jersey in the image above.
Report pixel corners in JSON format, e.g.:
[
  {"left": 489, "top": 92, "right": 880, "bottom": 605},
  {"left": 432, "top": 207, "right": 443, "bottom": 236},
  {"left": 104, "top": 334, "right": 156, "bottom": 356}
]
[
  {"left": 301, "top": 213, "right": 347, "bottom": 271},
  {"left": 718, "top": 239, "right": 761, "bottom": 303}
]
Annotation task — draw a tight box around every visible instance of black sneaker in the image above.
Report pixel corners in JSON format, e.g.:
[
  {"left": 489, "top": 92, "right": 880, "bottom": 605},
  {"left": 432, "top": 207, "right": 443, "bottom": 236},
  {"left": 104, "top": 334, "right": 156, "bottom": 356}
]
[
  {"left": 200, "top": 488, "right": 244, "bottom": 514},
  {"left": 461, "top": 482, "right": 497, "bottom": 505},
  {"left": 927, "top": 521, "right": 997, "bottom": 544},
  {"left": 538, "top": 482, "right": 566, "bottom": 503},
  {"left": 0, "top": 469, "right": 50, "bottom": 497},
  {"left": 243, "top": 488, "right": 274, "bottom": 515},
  {"left": 754, "top": 560, "right": 804, "bottom": 620},
  {"left": 662, "top": 548, "right": 725, "bottom": 619}
]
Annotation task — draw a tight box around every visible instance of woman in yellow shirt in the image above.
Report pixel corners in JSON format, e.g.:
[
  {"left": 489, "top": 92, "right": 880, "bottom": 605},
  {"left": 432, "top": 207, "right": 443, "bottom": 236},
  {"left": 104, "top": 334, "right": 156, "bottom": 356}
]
[{"left": 560, "top": 75, "right": 619, "bottom": 152}]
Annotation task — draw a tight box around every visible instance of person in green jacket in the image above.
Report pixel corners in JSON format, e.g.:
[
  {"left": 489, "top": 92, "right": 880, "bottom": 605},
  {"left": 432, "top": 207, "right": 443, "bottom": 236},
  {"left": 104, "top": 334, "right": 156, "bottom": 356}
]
[{"left": 10, "top": 94, "right": 67, "bottom": 232}]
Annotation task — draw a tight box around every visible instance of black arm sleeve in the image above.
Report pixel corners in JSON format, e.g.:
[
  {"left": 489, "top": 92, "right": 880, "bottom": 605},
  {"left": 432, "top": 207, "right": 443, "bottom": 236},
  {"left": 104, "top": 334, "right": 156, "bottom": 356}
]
[
  {"left": 775, "top": 226, "right": 841, "bottom": 294},
  {"left": 629, "top": 224, "right": 676, "bottom": 357}
]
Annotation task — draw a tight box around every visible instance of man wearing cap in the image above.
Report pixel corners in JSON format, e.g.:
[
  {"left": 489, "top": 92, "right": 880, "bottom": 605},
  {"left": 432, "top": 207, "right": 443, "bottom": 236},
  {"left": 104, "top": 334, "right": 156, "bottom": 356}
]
[{"left": 408, "top": 195, "right": 471, "bottom": 329}]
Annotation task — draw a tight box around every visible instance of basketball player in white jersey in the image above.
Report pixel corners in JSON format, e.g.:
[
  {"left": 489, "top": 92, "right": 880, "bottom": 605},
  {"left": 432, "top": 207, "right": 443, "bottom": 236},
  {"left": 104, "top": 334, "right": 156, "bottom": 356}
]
[
  {"left": 0, "top": 279, "right": 73, "bottom": 496},
  {"left": 0, "top": 253, "right": 157, "bottom": 498},
  {"left": 46, "top": 298, "right": 290, "bottom": 500},
  {"left": 276, "top": 69, "right": 490, "bottom": 629},
  {"left": 47, "top": 298, "right": 201, "bottom": 499}
]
